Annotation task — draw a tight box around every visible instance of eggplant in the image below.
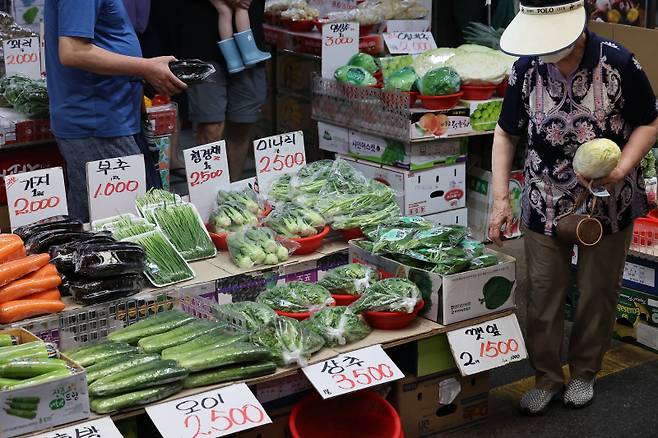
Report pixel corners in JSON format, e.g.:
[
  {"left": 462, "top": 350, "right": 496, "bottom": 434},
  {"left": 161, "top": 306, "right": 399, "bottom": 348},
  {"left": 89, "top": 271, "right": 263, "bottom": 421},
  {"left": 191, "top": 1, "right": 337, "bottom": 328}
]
[
  {"left": 50, "top": 232, "right": 115, "bottom": 273},
  {"left": 73, "top": 242, "right": 146, "bottom": 277},
  {"left": 69, "top": 274, "right": 143, "bottom": 304},
  {"left": 14, "top": 216, "right": 83, "bottom": 241},
  {"left": 25, "top": 230, "right": 91, "bottom": 254}
]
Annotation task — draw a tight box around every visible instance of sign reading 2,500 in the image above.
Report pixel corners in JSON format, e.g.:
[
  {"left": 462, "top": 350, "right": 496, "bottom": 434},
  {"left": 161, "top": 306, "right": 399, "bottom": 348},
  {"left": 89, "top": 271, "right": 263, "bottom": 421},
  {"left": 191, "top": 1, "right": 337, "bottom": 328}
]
[
  {"left": 13, "top": 196, "right": 60, "bottom": 215},
  {"left": 258, "top": 153, "right": 305, "bottom": 173}
]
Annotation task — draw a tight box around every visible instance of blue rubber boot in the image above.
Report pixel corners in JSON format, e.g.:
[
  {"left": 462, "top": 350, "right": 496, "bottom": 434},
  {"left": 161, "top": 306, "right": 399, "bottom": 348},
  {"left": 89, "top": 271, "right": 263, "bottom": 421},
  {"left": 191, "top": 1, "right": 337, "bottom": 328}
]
[
  {"left": 217, "top": 38, "right": 245, "bottom": 74},
  {"left": 234, "top": 29, "right": 271, "bottom": 67}
]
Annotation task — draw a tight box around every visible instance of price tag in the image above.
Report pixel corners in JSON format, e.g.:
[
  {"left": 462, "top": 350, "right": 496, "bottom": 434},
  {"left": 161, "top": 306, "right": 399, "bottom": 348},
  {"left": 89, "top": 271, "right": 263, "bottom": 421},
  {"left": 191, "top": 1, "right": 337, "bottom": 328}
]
[
  {"left": 447, "top": 314, "right": 527, "bottom": 376},
  {"left": 31, "top": 417, "right": 123, "bottom": 438},
  {"left": 86, "top": 154, "right": 146, "bottom": 222},
  {"left": 321, "top": 22, "right": 359, "bottom": 79},
  {"left": 253, "top": 131, "right": 306, "bottom": 196},
  {"left": 383, "top": 31, "right": 437, "bottom": 54},
  {"left": 183, "top": 140, "right": 230, "bottom": 222},
  {"left": 5, "top": 167, "right": 68, "bottom": 230},
  {"left": 3, "top": 37, "right": 41, "bottom": 79},
  {"left": 146, "top": 383, "right": 271, "bottom": 438},
  {"left": 302, "top": 345, "right": 405, "bottom": 399}
]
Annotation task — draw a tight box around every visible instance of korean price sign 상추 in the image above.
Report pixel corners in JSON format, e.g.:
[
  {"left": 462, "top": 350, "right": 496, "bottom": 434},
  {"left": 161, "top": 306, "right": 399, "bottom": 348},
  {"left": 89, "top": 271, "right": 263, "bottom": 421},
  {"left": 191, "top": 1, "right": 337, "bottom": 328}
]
[
  {"left": 5, "top": 166, "right": 69, "bottom": 230},
  {"left": 447, "top": 314, "right": 527, "bottom": 376},
  {"left": 184, "top": 140, "right": 230, "bottom": 222},
  {"left": 31, "top": 416, "right": 123, "bottom": 438},
  {"left": 383, "top": 31, "right": 437, "bottom": 54},
  {"left": 146, "top": 383, "right": 271, "bottom": 438},
  {"left": 3, "top": 36, "right": 41, "bottom": 79},
  {"left": 253, "top": 131, "right": 306, "bottom": 196},
  {"left": 321, "top": 21, "right": 359, "bottom": 79},
  {"left": 302, "top": 344, "right": 404, "bottom": 399},
  {"left": 85, "top": 154, "right": 146, "bottom": 222}
]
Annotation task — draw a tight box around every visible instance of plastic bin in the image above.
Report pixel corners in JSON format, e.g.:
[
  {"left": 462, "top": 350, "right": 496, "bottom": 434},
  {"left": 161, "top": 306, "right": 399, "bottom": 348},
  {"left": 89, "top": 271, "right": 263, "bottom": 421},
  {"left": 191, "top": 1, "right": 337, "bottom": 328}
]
[{"left": 632, "top": 212, "right": 658, "bottom": 249}]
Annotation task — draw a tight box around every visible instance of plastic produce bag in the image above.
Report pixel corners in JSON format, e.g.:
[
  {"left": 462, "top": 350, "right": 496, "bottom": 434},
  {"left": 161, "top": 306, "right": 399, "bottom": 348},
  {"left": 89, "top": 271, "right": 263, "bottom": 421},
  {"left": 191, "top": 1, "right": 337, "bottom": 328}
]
[
  {"left": 445, "top": 52, "right": 508, "bottom": 85},
  {"left": 348, "top": 53, "right": 379, "bottom": 74},
  {"left": 350, "top": 278, "right": 421, "bottom": 313},
  {"left": 251, "top": 316, "right": 325, "bottom": 366},
  {"left": 380, "top": 55, "right": 414, "bottom": 79},
  {"left": 49, "top": 232, "right": 115, "bottom": 273},
  {"left": 412, "top": 48, "right": 460, "bottom": 77},
  {"left": 152, "top": 202, "right": 216, "bottom": 261},
  {"left": 169, "top": 59, "right": 216, "bottom": 85},
  {"left": 73, "top": 242, "right": 146, "bottom": 278},
  {"left": 69, "top": 274, "right": 143, "bottom": 304},
  {"left": 263, "top": 202, "right": 325, "bottom": 238},
  {"left": 227, "top": 227, "right": 296, "bottom": 269},
  {"left": 417, "top": 67, "right": 461, "bottom": 96},
  {"left": 370, "top": 228, "right": 417, "bottom": 255},
  {"left": 257, "top": 281, "right": 335, "bottom": 313},
  {"left": 469, "top": 253, "right": 499, "bottom": 270},
  {"left": 363, "top": 216, "right": 434, "bottom": 241},
  {"left": 303, "top": 306, "right": 371, "bottom": 346},
  {"left": 384, "top": 66, "right": 418, "bottom": 92},
  {"left": 215, "top": 301, "right": 277, "bottom": 332},
  {"left": 334, "top": 66, "right": 377, "bottom": 87},
  {"left": 407, "top": 225, "right": 470, "bottom": 248},
  {"left": 126, "top": 230, "right": 194, "bottom": 287},
  {"left": 317, "top": 263, "right": 379, "bottom": 295}
]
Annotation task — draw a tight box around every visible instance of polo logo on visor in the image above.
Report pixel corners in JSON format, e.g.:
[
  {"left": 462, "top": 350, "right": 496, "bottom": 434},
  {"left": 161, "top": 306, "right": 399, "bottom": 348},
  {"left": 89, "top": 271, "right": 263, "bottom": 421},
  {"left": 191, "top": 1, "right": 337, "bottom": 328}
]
[{"left": 520, "top": 0, "right": 584, "bottom": 15}]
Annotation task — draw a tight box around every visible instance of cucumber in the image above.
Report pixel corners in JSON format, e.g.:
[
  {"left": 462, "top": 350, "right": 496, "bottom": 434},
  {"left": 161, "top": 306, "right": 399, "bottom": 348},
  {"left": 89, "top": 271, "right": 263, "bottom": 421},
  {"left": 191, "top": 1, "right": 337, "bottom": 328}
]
[
  {"left": 7, "top": 396, "right": 40, "bottom": 404},
  {"left": 0, "top": 334, "right": 17, "bottom": 347},
  {"left": 0, "top": 377, "right": 21, "bottom": 388},
  {"left": 64, "top": 340, "right": 114, "bottom": 357},
  {"left": 4, "top": 407, "right": 37, "bottom": 419},
  {"left": 183, "top": 361, "right": 277, "bottom": 388},
  {"left": 176, "top": 342, "right": 271, "bottom": 373},
  {"left": 0, "top": 359, "right": 69, "bottom": 379},
  {"left": 0, "top": 341, "right": 48, "bottom": 362},
  {"left": 68, "top": 342, "right": 138, "bottom": 367},
  {"left": 7, "top": 399, "right": 40, "bottom": 411},
  {"left": 7, "top": 368, "right": 73, "bottom": 389},
  {"left": 87, "top": 354, "right": 160, "bottom": 384},
  {"left": 91, "top": 383, "right": 182, "bottom": 414},
  {"left": 89, "top": 360, "right": 188, "bottom": 397},
  {"left": 137, "top": 320, "right": 220, "bottom": 354},
  {"left": 84, "top": 352, "right": 140, "bottom": 377},
  {"left": 107, "top": 311, "right": 196, "bottom": 344},
  {"left": 161, "top": 332, "right": 248, "bottom": 361}
]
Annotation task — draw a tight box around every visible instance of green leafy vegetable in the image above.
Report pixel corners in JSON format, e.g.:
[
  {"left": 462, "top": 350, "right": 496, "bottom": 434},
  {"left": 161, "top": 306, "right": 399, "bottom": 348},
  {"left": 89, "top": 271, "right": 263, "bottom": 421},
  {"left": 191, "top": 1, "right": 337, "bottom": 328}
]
[
  {"left": 334, "top": 66, "right": 377, "bottom": 87},
  {"left": 317, "top": 263, "right": 379, "bottom": 295},
  {"left": 227, "top": 227, "right": 291, "bottom": 269},
  {"left": 251, "top": 317, "right": 325, "bottom": 366},
  {"left": 384, "top": 66, "right": 418, "bottom": 92},
  {"left": 263, "top": 203, "right": 325, "bottom": 238},
  {"left": 417, "top": 66, "right": 461, "bottom": 96},
  {"left": 303, "top": 306, "right": 371, "bottom": 347},
  {"left": 350, "top": 278, "right": 420, "bottom": 313},
  {"left": 257, "top": 282, "right": 334, "bottom": 313},
  {"left": 215, "top": 301, "right": 277, "bottom": 332},
  {"left": 153, "top": 202, "right": 216, "bottom": 260},
  {"left": 347, "top": 53, "right": 379, "bottom": 74},
  {"left": 128, "top": 230, "right": 194, "bottom": 286}
]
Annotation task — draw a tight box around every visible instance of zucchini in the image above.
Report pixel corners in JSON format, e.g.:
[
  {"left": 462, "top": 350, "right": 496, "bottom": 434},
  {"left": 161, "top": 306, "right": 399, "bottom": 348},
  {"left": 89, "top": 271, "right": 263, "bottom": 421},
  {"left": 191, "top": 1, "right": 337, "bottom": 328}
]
[
  {"left": 137, "top": 320, "right": 220, "bottom": 354},
  {"left": 0, "top": 334, "right": 17, "bottom": 347},
  {"left": 91, "top": 383, "right": 182, "bottom": 414},
  {"left": 68, "top": 342, "right": 138, "bottom": 367},
  {"left": 87, "top": 354, "right": 160, "bottom": 384},
  {"left": 161, "top": 332, "right": 248, "bottom": 361},
  {"left": 89, "top": 360, "right": 188, "bottom": 397},
  {"left": 107, "top": 311, "right": 196, "bottom": 344},
  {"left": 7, "top": 399, "right": 40, "bottom": 411},
  {"left": 4, "top": 407, "right": 37, "bottom": 419},
  {"left": 7, "top": 368, "right": 73, "bottom": 389},
  {"left": 176, "top": 342, "right": 271, "bottom": 373},
  {"left": 6, "top": 396, "right": 40, "bottom": 404},
  {"left": 183, "top": 361, "right": 277, "bottom": 388},
  {"left": 0, "top": 359, "right": 69, "bottom": 379}
]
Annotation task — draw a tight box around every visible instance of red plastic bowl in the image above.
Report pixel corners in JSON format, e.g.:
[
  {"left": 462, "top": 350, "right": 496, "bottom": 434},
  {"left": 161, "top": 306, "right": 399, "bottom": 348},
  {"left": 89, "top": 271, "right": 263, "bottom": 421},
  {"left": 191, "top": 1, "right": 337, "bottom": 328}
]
[
  {"left": 363, "top": 298, "right": 425, "bottom": 330},
  {"left": 285, "top": 19, "right": 315, "bottom": 33},
  {"left": 418, "top": 92, "right": 463, "bottom": 111},
  {"left": 289, "top": 390, "right": 401, "bottom": 438},
  {"left": 259, "top": 202, "right": 273, "bottom": 218},
  {"left": 275, "top": 301, "right": 336, "bottom": 321},
  {"left": 205, "top": 224, "right": 228, "bottom": 251},
  {"left": 331, "top": 292, "right": 360, "bottom": 306},
  {"left": 291, "top": 225, "right": 330, "bottom": 255},
  {"left": 340, "top": 228, "right": 364, "bottom": 241},
  {"left": 461, "top": 84, "right": 497, "bottom": 100},
  {"left": 359, "top": 23, "right": 379, "bottom": 36},
  {"left": 496, "top": 78, "right": 508, "bottom": 97}
]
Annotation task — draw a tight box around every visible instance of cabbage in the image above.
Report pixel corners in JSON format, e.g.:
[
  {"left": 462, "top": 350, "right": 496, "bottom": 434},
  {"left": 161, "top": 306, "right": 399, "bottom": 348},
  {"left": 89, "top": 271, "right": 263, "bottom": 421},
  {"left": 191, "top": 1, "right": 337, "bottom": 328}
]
[
  {"left": 492, "top": 50, "right": 518, "bottom": 76},
  {"left": 457, "top": 44, "right": 495, "bottom": 53},
  {"left": 348, "top": 53, "right": 379, "bottom": 74},
  {"left": 384, "top": 66, "right": 417, "bottom": 92},
  {"left": 417, "top": 67, "right": 460, "bottom": 96},
  {"left": 412, "top": 48, "right": 460, "bottom": 77},
  {"left": 380, "top": 55, "right": 414, "bottom": 78},
  {"left": 445, "top": 52, "right": 508, "bottom": 85},
  {"left": 572, "top": 138, "right": 621, "bottom": 180},
  {"left": 334, "top": 66, "right": 377, "bottom": 87}
]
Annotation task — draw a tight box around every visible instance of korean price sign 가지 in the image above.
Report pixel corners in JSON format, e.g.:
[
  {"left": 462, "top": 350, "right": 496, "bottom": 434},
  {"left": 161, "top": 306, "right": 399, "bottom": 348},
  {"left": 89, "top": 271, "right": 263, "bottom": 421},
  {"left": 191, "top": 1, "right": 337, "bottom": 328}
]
[
  {"left": 3, "top": 36, "right": 41, "bottom": 79},
  {"left": 253, "top": 131, "right": 306, "bottom": 196},
  {"left": 447, "top": 314, "right": 527, "bottom": 376},
  {"left": 86, "top": 154, "right": 146, "bottom": 222},
  {"left": 184, "top": 140, "right": 230, "bottom": 222},
  {"left": 146, "top": 383, "right": 271, "bottom": 438},
  {"left": 302, "top": 344, "right": 404, "bottom": 399},
  {"left": 321, "top": 21, "right": 359, "bottom": 79},
  {"left": 5, "top": 167, "right": 68, "bottom": 230},
  {"left": 31, "top": 416, "right": 123, "bottom": 438},
  {"left": 383, "top": 31, "right": 437, "bottom": 54}
]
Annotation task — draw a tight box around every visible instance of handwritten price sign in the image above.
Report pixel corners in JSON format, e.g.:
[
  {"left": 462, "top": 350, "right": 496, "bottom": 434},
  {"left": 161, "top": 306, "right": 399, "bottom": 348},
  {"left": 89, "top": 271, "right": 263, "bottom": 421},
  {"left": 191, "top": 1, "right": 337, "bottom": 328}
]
[
  {"left": 32, "top": 417, "right": 123, "bottom": 438},
  {"left": 86, "top": 154, "right": 146, "bottom": 222},
  {"left": 447, "top": 314, "right": 527, "bottom": 376},
  {"left": 383, "top": 31, "right": 437, "bottom": 54},
  {"left": 253, "top": 131, "right": 306, "bottom": 196},
  {"left": 184, "top": 140, "right": 230, "bottom": 222},
  {"left": 146, "top": 383, "right": 271, "bottom": 438},
  {"left": 3, "top": 37, "right": 41, "bottom": 79},
  {"left": 321, "top": 22, "right": 359, "bottom": 79},
  {"left": 302, "top": 345, "right": 404, "bottom": 399},
  {"left": 5, "top": 167, "right": 69, "bottom": 230}
]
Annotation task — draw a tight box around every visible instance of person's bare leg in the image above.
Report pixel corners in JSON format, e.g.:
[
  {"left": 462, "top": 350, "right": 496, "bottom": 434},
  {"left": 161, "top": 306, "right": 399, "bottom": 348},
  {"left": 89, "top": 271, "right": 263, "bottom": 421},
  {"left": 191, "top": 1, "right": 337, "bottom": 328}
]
[
  {"left": 224, "top": 121, "right": 253, "bottom": 181},
  {"left": 234, "top": 7, "right": 251, "bottom": 33},
  {"left": 196, "top": 122, "right": 224, "bottom": 145},
  {"left": 209, "top": 0, "right": 235, "bottom": 40}
]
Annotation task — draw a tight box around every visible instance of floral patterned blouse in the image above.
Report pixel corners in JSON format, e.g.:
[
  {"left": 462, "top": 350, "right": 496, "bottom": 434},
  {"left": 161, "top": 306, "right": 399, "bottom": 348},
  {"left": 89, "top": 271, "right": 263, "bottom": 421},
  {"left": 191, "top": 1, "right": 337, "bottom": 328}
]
[{"left": 498, "top": 30, "right": 658, "bottom": 237}]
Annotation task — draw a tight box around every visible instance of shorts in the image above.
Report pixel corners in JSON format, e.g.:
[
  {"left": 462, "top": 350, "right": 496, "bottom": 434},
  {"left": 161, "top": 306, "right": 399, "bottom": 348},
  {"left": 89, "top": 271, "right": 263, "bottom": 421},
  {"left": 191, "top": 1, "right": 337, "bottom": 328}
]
[{"left": 187, "top": 62, "right": 267, "bottom": 124}]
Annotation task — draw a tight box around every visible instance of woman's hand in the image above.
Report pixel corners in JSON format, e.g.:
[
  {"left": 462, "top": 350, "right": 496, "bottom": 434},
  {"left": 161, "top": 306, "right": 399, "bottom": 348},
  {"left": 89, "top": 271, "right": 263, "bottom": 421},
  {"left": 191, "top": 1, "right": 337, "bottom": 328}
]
[
  {"left": 576, "top": 166, "right": 625, "bottom": 192},
  {"left": 488, "top": 198, "right": 513, "bottom": 247}
]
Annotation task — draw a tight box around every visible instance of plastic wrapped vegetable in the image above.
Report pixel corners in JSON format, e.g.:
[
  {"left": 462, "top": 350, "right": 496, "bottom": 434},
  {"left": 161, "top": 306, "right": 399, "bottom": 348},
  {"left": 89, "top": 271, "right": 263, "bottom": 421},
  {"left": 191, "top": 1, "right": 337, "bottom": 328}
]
[
  {"left": 459, "top": 238, "right": 485, "bottom": 257},
  {"left": 370, "top": 228, "right": 417, "bottom": 255},
  {"left": 405, "top": 225, "right": 469, "bottom": 249},
  {"left": 350, "top": 278, "right": 420, "bottom": 313},
  {"left": 384, "top": 66, "right": 418, "bottom": 92},
  {"left": 572, "top": 138, "right": 621, "bottom": 180},
  {"left": 445, "top": 52, "right": 508, "bottom": 85},
  {"left": 322, "top": 181, "right": 400, "bottom": 230},
  {"left": 69, "top": 274, "right": 143, "bottom": 304},
  {"left": 269, "top": 174, "right": 292, "bottom": 203},
  {"left": 347, "top": 53, "right": 379, "bottom": 74},
  {"left": 73, "top": 242, "right": 146, "bottom": 277},
  {"left": 417, "top": 66, "right": 461, "bottom": 96},
  {"left": 263, "top": 203, "right": 325, "bottom": 238},
  {"left": 257, "top": 281, "right": 334, "bottom": 313},
  {"left": 334, "top": 66, "right": 377, "bottom": 87},
  {"left": 152, "top": 202, "right": 216, "bottom": 261},
  {"left": 412, "top": 48, "right": 459, "bottom": 77},
  {"left": 317, "top": 263, "right": 379, "bottom": 295},
  {"left": 469, "top": 253, "right": 498, "bottom": 270},
  {"left": 289, "top": 159, "right": 335, "bottom": 203},
  {"left": 363, "top": 216, "right": 434, "bottom": 241},
  {"left": 135, "top": 189, "right": 180, "bottom": 215},
  {"left": 209, "top": 203, "right": 258, "bottom": 234},
  {"left": 251, "top": 316, "right": 325, "bottom": 366},
  {"left": 127, "top": 230, "right": 194, "bottom": 287},
  {"left": 215, "top": 301, "right": 277, "bottom": 332},
  {"left": 380, "top": 55, "right": 414, "bottom": 79},
  {"left": 227, "top": 227, "right": 292, "bottom": 269},
  {"left": 303, "top": 306, "right": 371, "bottom": 346},
  {"left": 216, "top": 188, "right": 262, "bottom": 215}
]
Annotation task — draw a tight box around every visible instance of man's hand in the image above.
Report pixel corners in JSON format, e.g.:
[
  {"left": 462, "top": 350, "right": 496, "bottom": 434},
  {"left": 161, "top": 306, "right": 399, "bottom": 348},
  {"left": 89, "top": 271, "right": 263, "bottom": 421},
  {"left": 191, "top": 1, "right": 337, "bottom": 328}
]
[
  {"left": 142, "top": 56, "right": 187, "bottom": 96},
  {"left": 488, "top": 198, "right": 513, "bottom": 247}
]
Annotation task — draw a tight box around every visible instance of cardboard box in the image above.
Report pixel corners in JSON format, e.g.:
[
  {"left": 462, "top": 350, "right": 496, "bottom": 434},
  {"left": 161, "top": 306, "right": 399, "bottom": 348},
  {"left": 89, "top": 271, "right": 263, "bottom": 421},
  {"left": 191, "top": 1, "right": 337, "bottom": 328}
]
[
  {"left": 0, "top": 328, "right": 90, "bottom": 438},
  {"left": 318, "top": 121, "right": 349, "bottom": 155},
  {"left": 461, "top": 98, "right": 503, "bottom": 133},
  {"left": 389, "top": 334, "right": 457, "bottom": 377},
  {"left": 467, "top": 167, "right": 524, "bottom": 242},
  {"left": 410, "top": 107, "right": 472, "bottom": 140},
  {"left": 342, "top": 156, "right": 466, "bottom": 216},
  {"left": 424, "top": 208, "right": 468, "bottom": 227},
  {"left": 349, "top": 242, "right": 517, "bottom": 325},
  {"left": 389, "top": 370, "right": 489, "bottom": 437}
]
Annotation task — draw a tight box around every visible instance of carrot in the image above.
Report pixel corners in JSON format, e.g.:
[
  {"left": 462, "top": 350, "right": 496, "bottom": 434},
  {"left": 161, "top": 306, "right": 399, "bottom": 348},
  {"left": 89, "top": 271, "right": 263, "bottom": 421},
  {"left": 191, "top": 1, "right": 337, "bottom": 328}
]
[
  {"left": 0, "top": 275, "right": 62, "bottom": 303},
  {"left": 0, "top": 299, "right": 65, "bottom": 324},
  {"left": 28, "top": 263, "right": 58, "bottom": 279},
  {"left": 26, "top": 289, "right": 61, "bottom": 301},
  {"left": 0, "top": 246, "right": 25, "bottom": 264},
  {"left": 0, "top": 239, "right": 24, "bottom": 262},
  {"left": 0, "top": 254, "right": 50, "bottom": 288},
  {"left": 0, "top": 234, "right": 23, "bottom": 243}
]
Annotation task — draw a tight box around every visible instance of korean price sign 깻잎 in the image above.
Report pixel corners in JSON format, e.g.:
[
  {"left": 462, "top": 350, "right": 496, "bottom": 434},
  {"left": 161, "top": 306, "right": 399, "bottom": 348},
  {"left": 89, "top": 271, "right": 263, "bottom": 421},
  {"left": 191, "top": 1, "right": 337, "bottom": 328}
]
[
  {"left": 184, "top": 140, "right": 230, "bottom": 222},
  {"left": 146, "top": 383, "right": 271, "bottom": 438},
  {"left": 302, "top": 344, "right": 405, "bottom": 399},
  {"left": 253, "top": 130, "right": 306, "bottom": 196},
  {"left": 5, "top": 167, "right": 69, "bottom": 230},
  {"left": 383, "top": 31, "right": 437, "bottom": 54},
  {"left": 31, "top": 416, "right": 123, "bottom": 438},
  {"left": 447, "top": 314, "right": 527, "bottom": 376},
  {"left": 3, "top": 36, "right": 41, "bottom": 79},
  {"left": 321, "top": 21, "right": 359, "bottom": 79},
  {"left": 85, "top": 154, "right": 146, "bottom": 222}
]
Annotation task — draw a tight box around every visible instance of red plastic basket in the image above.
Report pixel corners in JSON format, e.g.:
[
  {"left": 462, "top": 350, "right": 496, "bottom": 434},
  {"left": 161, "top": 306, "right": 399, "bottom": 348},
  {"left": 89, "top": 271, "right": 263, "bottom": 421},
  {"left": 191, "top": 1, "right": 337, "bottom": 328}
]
[
  {"left": 363, "top": 299, "right": 425, "bottom": 330},
  {"left": 331, "top": 292, "right": 360, "bottom": 306},
  {"left": 340, "top": 228, "right": 365, "bottom": 241},
  {"left": 290, "top": 390, "right": 401, "bottom": 438},
  {"left": 461, "top": 84, "right": 497, "bottom": 100},
  {"left": 275, "top": 302, "right": 336, "bottom": 321},
  {"left": 291, "top": 225, "right": 330, "bottom": 255},
  {"left": 632, "top": 213, "right": 658, "bottom": 249},
  {"left": 418, "top": 92, "right": 463, "bottom": 110},
  {"left": 496, "top": 78, "right": 508, "bottom": 97}
]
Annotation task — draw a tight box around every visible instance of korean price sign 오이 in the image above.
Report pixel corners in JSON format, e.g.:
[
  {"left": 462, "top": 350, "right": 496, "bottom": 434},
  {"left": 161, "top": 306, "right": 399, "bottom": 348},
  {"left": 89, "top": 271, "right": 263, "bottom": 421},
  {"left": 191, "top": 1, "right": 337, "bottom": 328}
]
[
  {"left": 146, "top": 383, "right": 271, "bottom": 438},
  {"left": 184, "top": 140, "right": 230, "bottom": 222},
  {"left": 302, "top": 345, "right": 404, "bottom": 399},
  {"left": 253, "top": 131, "right": 306, "bottom": 196},
  {"left": 31, "top": 417, "right": 123, "bottom": 438},
  {"left": 5, "top": 167, "right": 69, "bottom": 230},
  {"left": 447, "top": 314, "right": 527, "bottom": 376},
  {"left": 321, "top": 21, "right": 359, "bottom": 79},
  {"left": 3, "top": 36, "right": 41, "bottom": 79},
  {"left": 383, "top": 31, "right": 437, "bottom": 54},
  {"left": 85, "top": 154, "right": 146, "bottom": 222}
]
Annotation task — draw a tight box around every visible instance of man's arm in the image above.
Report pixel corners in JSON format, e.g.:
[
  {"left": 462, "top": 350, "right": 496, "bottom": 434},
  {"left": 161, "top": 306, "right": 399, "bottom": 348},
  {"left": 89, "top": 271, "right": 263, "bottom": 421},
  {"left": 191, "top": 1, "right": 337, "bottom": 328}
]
[
  {"left": 488, "top": 124, "right": 518, "bottom": 246},
  {"left": 59, "top": 36, "right": 187, "bottom": 96}
]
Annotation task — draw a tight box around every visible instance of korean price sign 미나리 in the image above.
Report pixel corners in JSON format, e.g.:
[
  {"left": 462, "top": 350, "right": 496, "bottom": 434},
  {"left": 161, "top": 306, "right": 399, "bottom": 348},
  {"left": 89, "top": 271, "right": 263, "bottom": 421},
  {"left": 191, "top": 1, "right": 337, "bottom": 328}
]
[
  {"left": 184, "top": 140, "right": 230, "bottom": 222},
  {"left": 383, "top": 31, "right": 437, "bottom": 54},
  {"left": 5, "top": 167, "right": 69, "bottom": 230},
  {"left": 86, "top": 154, "right": 146, "bottom": 222},
  {"left": 253, "top": 131, "right": 306, "bottom": 196},
  {"left": 447, "top": 314, "right": 527, "bottom": 376},
  {"left": 3, "top": 36, "right": 41, "bottom": 79},
  {"left": 31, "top": 416, "right": 123, "bottom": 438},
  {"left": 146, "top": 383, "right": 271, "bottom": 438},
  {"left": 302, "top": 344, "right": 404, "bottom": 399},
  {"left": 321, "top": 21, "right": 359, "bottom": 79}
]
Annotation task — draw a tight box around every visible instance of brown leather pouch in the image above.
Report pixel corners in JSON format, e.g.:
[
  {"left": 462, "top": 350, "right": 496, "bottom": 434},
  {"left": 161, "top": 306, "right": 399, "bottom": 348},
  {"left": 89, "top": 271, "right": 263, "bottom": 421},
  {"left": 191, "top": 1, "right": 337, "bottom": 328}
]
[{"left": 555, "top": 189, "right": 603, "bottom": 246}]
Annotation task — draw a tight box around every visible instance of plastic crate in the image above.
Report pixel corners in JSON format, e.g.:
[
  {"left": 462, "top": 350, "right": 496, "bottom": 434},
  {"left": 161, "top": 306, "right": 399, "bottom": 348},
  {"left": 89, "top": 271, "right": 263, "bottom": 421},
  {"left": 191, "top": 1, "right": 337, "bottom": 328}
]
[
  {"left": 632, "top": 211, "right": 658, "bottom": 250},
  {"left": 147, "top": 103, "right": 178, "bottom": 136}
]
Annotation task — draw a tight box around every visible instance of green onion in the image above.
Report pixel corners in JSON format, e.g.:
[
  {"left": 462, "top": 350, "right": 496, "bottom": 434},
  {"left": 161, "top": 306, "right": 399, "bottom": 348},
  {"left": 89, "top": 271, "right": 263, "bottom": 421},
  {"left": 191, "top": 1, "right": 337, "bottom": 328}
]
[
  {"left": 136, "top": 189, "right": 179, "bottom": 211},
  {"left": 132, "top": 231, "right": 194, "bottom": 286},
  {"left": 153, "top": 203, "right": 216, "bottom": 261}
]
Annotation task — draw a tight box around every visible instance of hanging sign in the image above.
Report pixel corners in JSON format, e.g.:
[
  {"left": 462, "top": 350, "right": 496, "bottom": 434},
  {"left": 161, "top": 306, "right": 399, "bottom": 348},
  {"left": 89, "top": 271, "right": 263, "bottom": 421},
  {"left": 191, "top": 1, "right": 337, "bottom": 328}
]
[
  {"left": 184, "top": 140, "right": 230, "bottom": 222},
  {"left": 3, "top": 36, "right": 41, "bottom": 79},
  {"left": 383, "top": 31, "right": 436, "bottom": 54},
  {"left": 321, "top": 22, "right": 359, "bottom": 79},
  {"left": 253, "top": 131, "right": 306, "bottom": 196}
]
